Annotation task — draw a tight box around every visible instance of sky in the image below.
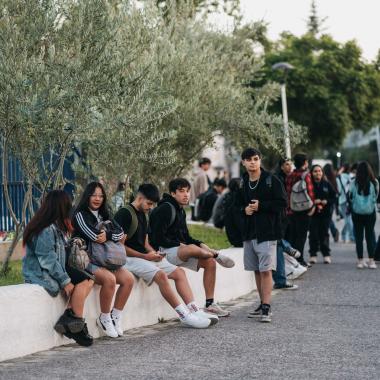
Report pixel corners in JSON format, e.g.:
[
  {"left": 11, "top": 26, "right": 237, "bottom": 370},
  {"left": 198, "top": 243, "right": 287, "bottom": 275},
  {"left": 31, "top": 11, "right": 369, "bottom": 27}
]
[{"left": 210, "top": 0, "right": 380, "bottom": 61}]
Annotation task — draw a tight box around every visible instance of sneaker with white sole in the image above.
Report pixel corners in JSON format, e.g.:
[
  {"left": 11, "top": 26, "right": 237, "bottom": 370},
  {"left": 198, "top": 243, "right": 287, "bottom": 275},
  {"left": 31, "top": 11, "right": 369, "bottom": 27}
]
[
  {"left": 215, "top": 254, "right": 235, "bottom": 268},
  {"left": 274, "top": 282, "right": 298, "bottom": 290},
  {"left": 180, "top": 313, "right": 211, "bottom": 329},
  {"left": 205, "top": 302, "right": 230, "bottom": 317},
  {"left": 368, "top": 260, "right": 377, "bottom": 269},
  {"left": 111, "top": 313, "right": 124, "bottom": 337},
  {"left": 357, "top": 260, "right": 365, "bottom": 269},
  {"left": 97, "top": 316, "right": 118, "bottom": 338},
  {"left": 193, "top": 310, "right": 219, "bottom": 325},
  {"left": 324, "top": 256, "right": 332, "bottom": 264},
  {"left": 309, "top": 256, "right": 317, "bottom": 265},
  {"left": 248, "top": 304, "right": 262, "bottom": 318},
  {"left": 260, "top": 305, "right": 272, "bottom": 323},
  {"left": 283, "top": 246, "right": 301, "bottom": 259}
]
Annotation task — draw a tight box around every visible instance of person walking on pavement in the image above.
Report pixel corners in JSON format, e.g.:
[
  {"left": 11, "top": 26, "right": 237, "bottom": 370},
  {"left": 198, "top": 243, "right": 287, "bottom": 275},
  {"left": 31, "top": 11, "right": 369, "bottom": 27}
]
[
  {"left": 189, "top": 157, "right": 212, "bottom": 221},
  {"left": 350, "top": 161, "right": 379, "bottom": 269},
  {"left": 308, "top": 165, "right": 337, "bottom": 265},
  {"left": 286, "top": 153, "right": 316, "bottom": 267},
  {"left": 337, "top": 163, "right": 355, "bottom": 243},
  {"left": 235, "top": 148, "right": 288, "bottom": 322}
]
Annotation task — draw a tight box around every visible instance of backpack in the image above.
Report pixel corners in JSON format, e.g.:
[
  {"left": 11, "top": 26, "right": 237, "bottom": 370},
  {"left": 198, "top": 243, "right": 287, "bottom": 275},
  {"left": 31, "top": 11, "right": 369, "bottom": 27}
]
[
  {"left": 223, "top": 192, "right": 243, "bottom": 247},
  {"left": 350, "top": 182, "right": 377, "bottom": 215},
  {"left": 149, "top": 201, "right": 177, "bottom": 230},
  {"left": 123, "top": 205, "right": 149, "bottom": 240},
  {"left": 290, "top": 172, "right": 314, "bottom": 212},
  {"left": 196, "top": 187, "right": 218, "bottom": 222}
]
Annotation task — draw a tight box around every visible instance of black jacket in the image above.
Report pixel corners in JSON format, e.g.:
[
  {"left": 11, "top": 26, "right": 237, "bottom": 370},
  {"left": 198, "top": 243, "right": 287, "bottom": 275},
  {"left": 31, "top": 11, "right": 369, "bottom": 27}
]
[
  {"left": 149, "top": 193, "right": 202, "bottom": 250},
  {"left": 235, "top": 169, "right": 288, "bottom": 243},
  {"left": 72, "top": 209, "right": 124, "bottom": 246},
  {"left": 312, "top": 179, "right": 337, "bottom": 218}
]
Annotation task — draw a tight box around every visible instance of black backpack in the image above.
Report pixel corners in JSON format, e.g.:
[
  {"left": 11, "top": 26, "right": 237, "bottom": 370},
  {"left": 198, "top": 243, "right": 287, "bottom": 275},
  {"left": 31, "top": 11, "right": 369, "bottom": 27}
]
[{"left": 197, "top": 187, "right": 218, "bottom": 222}]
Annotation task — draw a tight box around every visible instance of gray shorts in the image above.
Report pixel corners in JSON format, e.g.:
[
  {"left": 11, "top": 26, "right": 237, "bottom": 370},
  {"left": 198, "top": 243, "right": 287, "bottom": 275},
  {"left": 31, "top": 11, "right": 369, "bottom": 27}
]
[
  {"left": 159, "top": 246, "right": 199, "bottom": 272},
  {"left": 243, "top": 240, "right": 277, "bottom": 272},
  {"left": 123, "top": 257, "right": 177, "bottom": 286}
]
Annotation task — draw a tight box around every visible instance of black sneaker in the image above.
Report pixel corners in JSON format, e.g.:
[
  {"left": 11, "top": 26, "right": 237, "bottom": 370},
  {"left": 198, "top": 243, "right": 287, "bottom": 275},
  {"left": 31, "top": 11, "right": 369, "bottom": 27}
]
[
  {"left": 299, "top": 260, "right": 312, "bottom": 268},
  {"left": 283, "top": 246, "right": 301, "bottom": 259},
  {"left": 54, "top": 309, "right": 85, "bottom": 334},
  {"left": 64, "top": 323, "right": 93, "bottom": 347},
  {"left": 274, "top": 283, "right": 299, "bottom": 290},
  {"left": 260, "top": 305, "right": 272, "bottom": 323},
  {"left": 248, "top": 304, "right": 262, "bottom": 318}
]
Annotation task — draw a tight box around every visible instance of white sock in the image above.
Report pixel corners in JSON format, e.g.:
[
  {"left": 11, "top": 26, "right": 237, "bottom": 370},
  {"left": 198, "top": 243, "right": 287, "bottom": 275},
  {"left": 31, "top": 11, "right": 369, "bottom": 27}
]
[
  {"left": 175, "top": 304, "right": 190, "bottom": 319},
  {"left": 111, "top": 308, "right": 123, "bottom": 319},
  {"left": 100, "top": 312, "right": 112, "bottom": 323},
  {"left": 187, "top": 302, "right": 199, "bottom": 313}
]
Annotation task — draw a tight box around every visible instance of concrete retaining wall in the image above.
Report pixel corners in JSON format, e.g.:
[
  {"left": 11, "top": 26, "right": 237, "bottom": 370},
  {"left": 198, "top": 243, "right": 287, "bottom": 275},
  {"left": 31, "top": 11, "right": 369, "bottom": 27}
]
[{"left": 0, "top": 248, "right": 254, "bottom": 362}]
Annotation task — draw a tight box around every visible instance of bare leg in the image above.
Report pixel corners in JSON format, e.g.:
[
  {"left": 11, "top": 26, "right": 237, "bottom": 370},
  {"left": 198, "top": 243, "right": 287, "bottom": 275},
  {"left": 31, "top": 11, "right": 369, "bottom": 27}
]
[
  {"left": 154, "top": 270, "right": 181, "bottom": 309},
  {"left": 260, "top": 271, "right": 273, "bottom": 305},
  {"left": 114, "top": 268, "right": 134, "bottom": 311},
  {"left": 255, "top": 271, "right": 262, "bottom": 301},
  {"left": 69, "top": 279, "right": 94, "bottom": 317},
  {"left": 94, "top": 268, "right": 116, "bottom": 313},
  {"left": 168, "top": 267, "right": 194, "bottom": 305},
  {"left": 198, "top": 258, "right": 216, "bottom": 299},
  {"left": 177, "top": 244, "right": 214, "bottom": 262}
]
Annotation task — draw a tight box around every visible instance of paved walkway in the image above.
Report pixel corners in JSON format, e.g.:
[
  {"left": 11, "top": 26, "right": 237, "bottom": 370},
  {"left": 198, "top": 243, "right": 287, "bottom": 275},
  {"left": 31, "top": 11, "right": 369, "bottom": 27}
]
[{"left": 1, "top": 240, "right": 380, "bottom": 380}]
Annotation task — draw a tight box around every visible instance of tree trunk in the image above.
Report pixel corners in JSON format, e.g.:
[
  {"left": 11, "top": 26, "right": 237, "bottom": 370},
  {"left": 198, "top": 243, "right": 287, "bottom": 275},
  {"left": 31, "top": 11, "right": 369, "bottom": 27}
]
[{"left": 0, "top": 224, "right": 21, "bottom": 276}]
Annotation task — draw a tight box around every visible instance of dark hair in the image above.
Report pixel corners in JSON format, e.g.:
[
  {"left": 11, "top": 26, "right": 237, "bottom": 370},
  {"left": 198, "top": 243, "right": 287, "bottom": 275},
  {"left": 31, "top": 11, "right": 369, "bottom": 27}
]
[
  {"left": 351, "top": 162, "right": 358, "bottom": 172},
  {"left": 341, "top": 162, "right": 351, "bottom": 173},
  {"left": 137, "top": 183, "right": 160, "bottom": 203},
  {"left": 228, "top": 178, "right": 241, "bottom": 192},
  {"left": 169, "top": 178, "right": 191, "bottom": 193},
  {"left": 214, "top": 178, "right": 227, "bottom": 188},
  {"left": 323, "top": 163, "right": 337, "bottom": 191},
  {"left": 198, "top": 157, "right": 211, "bottom": 167},
  {"left": 23, "top": 190, "right": 72, "bottom": 246},
  {"left": 116, "top": 182, "right": 125, "bottom": 192},
  {"left": 356, "top": 161, "right": 376, "bottom": 196},
  {"left": 278, "top": 158, "right": 291, "bottom": 168},
  {"left": 241, "top": 147, "right": 261, "bottom": 160},
  {"left": 293, "top": 153, "right": 308, "bottom": 170},
  {"left": 75, "top": 182, "right": 110, "bottom": 220}
]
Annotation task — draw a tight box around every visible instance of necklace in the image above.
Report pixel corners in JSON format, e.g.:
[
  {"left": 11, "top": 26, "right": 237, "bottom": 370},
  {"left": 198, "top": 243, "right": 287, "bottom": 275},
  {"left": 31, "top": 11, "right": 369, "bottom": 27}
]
[{"left": 248, "top": 177, "right": 260, "bottom": 190}]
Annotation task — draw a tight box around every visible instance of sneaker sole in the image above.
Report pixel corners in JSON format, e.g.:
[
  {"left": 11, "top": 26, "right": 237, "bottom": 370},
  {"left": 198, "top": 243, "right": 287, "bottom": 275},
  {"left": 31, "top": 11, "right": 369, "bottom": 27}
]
[{"left": 260, "top": 318, "right": 272, "bottom": 323}]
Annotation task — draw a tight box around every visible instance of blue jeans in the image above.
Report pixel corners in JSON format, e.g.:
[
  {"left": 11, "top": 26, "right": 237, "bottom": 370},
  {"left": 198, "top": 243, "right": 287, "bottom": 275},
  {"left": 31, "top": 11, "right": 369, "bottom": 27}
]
[
  {"left": 273, "top": 240, "right": 287, "bottom": 287},
  {"left": 339, "top": 204, "right": 355, "bottom": 242}
]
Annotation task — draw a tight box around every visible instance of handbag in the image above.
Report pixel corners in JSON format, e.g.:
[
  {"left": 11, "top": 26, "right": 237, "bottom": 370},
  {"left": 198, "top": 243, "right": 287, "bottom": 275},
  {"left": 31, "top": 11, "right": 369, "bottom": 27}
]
[
  {"left": 88, "top": 221, "right": 126, "bottom": 270},
  {"left": 66, "top": 237, "right": 95, "bottom": 280}
]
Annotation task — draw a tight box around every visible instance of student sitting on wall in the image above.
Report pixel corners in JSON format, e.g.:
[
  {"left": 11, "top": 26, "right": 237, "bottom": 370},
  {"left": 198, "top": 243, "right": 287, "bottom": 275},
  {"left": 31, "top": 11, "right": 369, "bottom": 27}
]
[{"left": 22, "top": 190, "right": 94, "bottom": 347}]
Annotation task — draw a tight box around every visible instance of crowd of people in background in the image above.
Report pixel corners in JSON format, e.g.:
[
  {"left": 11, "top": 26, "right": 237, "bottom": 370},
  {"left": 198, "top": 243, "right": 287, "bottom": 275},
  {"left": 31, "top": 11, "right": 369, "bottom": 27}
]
[{"left": 21, "top": 146, "right": 380, "bottom": 348}]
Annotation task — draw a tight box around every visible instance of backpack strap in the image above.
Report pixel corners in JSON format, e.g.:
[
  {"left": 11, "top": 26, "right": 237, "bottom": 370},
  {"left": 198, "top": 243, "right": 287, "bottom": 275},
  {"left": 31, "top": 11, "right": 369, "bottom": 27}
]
[
  {"left": 265, "top": 174, "right": 272, "bottom": 188},
  {"left": 164, "top": 202, "right": 176, "bottom": 227},
  {"left": 124, "top": 205, "right": 138, "bottom": 240}
]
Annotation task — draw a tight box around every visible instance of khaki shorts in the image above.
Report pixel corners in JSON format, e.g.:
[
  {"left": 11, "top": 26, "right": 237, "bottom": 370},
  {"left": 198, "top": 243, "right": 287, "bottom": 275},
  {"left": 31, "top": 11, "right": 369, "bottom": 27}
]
[
  {"left": 123, "top": 257, "right": 177, "bottom": 286},
  {"left": 159, "top": 246, "right": 200, "bottom": 272},
  {"left": 243, "top": 240, "right": 277, "bottom": 272}
]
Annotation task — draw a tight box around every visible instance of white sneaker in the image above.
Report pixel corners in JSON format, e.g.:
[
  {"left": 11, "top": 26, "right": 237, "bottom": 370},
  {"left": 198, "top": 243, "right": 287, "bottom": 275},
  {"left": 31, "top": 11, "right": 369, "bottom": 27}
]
[
  {"left": 357, "top": 260, "right": 365, "bottom": 269},
  {"left": 215, "top": 254, "right": 235, "bottom": 268},
  {"left": 368, "top": 260, "right": 377, "bottom": 269},
  {"left": 193, "top": 310, "right": 219, "bottom": 325},
  {"left": 97, "top": 316, "right": 118, "bottom": 338},
  {"left": 180, "top": 313, "right": 211, "bottom": 329},
  {"left": 309, "top": 257, "right": 317, "bottom": 264},
  {"left": 111, "top": 313, "right": 124, "bottom": 337},
  {"left": 324, "top": 256, "right": 332, "bottom": 264}
]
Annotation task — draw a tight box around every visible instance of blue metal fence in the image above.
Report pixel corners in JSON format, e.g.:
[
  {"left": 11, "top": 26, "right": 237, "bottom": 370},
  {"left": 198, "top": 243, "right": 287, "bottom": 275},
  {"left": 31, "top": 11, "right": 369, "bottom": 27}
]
[{"left": 0, "top": 152, "right": 76, "bottom": 232}]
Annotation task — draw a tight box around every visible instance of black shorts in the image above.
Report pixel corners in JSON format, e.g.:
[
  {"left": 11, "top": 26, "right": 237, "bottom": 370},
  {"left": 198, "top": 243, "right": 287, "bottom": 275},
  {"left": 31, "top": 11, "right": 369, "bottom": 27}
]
[{"left": 66, "top": 265, "right": 94, "bottom": 285}]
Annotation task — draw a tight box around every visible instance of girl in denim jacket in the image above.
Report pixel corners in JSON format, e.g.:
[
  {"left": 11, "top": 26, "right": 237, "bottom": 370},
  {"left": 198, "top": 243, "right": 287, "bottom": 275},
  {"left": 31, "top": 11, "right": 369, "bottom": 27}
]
[{"left": 23, "top": 190, "right": 94, "bottom": 346}]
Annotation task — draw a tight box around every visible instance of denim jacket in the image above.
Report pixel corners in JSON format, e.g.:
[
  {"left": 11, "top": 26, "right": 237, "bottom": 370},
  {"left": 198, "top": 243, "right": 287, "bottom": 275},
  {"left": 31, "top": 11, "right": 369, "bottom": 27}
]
[{"left": 22, "top": 224, "right": 70, "bottom": 297}]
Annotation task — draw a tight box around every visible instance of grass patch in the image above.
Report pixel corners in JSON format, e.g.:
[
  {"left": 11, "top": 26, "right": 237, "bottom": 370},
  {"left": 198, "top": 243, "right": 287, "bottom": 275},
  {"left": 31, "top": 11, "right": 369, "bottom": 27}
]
[
  {"left": 0, "top": 260, "right": 23, "bottom": 286},
  {"left": 188, "top": 224, "right": 231, "bottom": 250}
]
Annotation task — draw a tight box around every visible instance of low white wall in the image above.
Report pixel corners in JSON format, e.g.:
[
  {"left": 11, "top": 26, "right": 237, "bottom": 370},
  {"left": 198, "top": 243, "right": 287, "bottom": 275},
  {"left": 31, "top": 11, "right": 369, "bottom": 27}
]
[{"left": 0, "top": 248, "right": 255, "bottom": 362}]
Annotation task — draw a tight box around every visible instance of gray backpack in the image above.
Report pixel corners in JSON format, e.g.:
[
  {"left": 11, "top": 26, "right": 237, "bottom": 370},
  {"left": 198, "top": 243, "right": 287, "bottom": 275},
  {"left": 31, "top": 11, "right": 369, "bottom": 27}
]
[
  {"left": 290, "top": 172, "right": 314, "bottom": 212},
  {"left": 88, "top": 221, "right": 126, "bottom": 270}
]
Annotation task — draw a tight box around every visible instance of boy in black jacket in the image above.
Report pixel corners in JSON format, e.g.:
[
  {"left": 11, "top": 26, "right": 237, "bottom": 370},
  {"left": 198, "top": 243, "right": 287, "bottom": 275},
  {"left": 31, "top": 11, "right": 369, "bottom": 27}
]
[
  {"left": 149, "top": 178, "right": 235, "bottom": 317},
  {"left": 235, "top": 148, "right": 287, "bottom": 323}
]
